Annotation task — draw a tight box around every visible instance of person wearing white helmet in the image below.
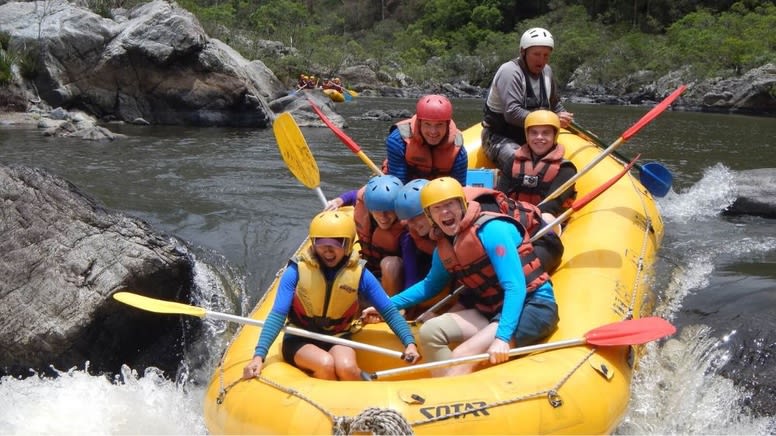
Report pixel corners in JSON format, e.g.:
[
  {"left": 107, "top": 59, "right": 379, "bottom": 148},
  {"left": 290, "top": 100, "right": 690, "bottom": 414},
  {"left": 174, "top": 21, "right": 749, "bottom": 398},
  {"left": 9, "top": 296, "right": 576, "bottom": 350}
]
[{"left": 482, "top": 27, "right": 574, "bottom": 173}]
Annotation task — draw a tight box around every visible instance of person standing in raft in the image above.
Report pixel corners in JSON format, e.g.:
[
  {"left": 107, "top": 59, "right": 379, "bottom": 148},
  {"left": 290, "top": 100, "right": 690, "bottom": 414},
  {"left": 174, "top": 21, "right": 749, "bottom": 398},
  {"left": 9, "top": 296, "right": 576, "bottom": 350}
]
[
  {"left": 242, "top": 210, "right": 420, "bottom": 381},
  {"left": 324, "top": 175, "right": 407, "bottom": 296},
  {"left": 383, "top": 94, "right": 468, "bottom": 186},
  {"left": 482, "top": 27, "right": 574, "bottom": 169},
  {"left": 362, "top": 177, "right": 559, "bottom": 377}
]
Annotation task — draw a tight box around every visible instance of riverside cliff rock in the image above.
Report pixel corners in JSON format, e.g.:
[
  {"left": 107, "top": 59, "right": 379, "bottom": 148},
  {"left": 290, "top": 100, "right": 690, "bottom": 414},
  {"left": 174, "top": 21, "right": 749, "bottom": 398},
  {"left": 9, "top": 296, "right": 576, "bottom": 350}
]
[
  {"left": 0, "top": 0, "right": 284, "bottom": 127},
  {"left": 0, "top": 164, "right": 197, "bottom": 377}
]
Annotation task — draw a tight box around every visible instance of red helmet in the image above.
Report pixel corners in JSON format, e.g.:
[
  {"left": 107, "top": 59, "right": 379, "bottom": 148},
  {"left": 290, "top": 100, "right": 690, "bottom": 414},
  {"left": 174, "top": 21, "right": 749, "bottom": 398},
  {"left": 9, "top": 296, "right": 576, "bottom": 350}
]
[{"left": 416, "top": 94, "right": 453, "bottom": 122}]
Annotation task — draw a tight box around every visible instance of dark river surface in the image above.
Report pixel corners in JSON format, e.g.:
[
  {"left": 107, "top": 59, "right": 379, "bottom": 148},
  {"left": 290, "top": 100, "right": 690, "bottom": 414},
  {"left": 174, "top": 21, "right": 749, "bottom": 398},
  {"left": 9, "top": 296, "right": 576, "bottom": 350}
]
[{"left": 1, "top": 97, "right": 775, "bottom": 433}]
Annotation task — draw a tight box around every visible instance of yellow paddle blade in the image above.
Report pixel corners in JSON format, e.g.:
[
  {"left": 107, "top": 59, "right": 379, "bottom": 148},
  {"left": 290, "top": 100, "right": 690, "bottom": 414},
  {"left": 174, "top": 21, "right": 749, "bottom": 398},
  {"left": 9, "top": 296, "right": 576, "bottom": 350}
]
[
  {"left": 112, "top": 292, "right": 207, "bottom": 318},
  {"left": 272, "top": 112, "right": 320, "bottom": 189}
]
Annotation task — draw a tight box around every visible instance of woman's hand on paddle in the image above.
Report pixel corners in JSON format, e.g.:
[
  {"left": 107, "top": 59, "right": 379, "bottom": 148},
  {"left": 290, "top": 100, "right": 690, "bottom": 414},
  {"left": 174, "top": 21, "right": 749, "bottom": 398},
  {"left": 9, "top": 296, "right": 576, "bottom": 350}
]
[
  {"left": 360, "top": 306, "right": 384, "bottom": 324},
  {"left": 487, "top": 338, "right": 511, "bottom": 364},
  {"left": 401, "top": 343, "right": 421, "bottom": 364},
  {"left": 242, "top": 356, "right": 264, "bottom": 379},
  {"left": 324, "top": 197, "right": 343, "bottom": 211}
]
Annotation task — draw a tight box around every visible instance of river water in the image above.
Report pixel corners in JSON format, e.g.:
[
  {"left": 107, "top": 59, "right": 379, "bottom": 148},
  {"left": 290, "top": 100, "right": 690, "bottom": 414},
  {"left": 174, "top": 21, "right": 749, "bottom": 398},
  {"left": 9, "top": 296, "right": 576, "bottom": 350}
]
[{"left": 1, "top": 97, "right": 775, "bottom": 434}]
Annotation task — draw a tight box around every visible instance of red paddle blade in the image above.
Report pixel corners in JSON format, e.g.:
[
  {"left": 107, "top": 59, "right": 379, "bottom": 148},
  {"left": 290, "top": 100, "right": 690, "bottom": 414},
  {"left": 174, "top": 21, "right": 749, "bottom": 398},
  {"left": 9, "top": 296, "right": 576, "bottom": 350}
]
[
  {"left": 307, "top": 99, "right": 363, "bottom": 153},
  {"left": 584, "top": 317, "right": 676, "bottom": 346},
  {"left": 621, "top": 85, "right": 686, "bottom": 141}
]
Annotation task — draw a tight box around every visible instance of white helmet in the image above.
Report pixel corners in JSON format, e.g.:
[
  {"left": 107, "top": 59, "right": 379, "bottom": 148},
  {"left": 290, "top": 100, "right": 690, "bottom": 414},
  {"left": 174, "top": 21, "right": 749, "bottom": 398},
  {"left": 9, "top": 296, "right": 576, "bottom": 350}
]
[{"left": 520, "top": 27, "right": 554, "bottom": 50}]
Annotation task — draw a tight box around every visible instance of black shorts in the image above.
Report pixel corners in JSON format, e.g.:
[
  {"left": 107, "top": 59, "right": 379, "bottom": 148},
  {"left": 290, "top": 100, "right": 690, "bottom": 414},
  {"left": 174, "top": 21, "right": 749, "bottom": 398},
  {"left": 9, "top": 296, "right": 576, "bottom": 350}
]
[{"left": 281, "top": 332, "right": 353, "bottom": 364}]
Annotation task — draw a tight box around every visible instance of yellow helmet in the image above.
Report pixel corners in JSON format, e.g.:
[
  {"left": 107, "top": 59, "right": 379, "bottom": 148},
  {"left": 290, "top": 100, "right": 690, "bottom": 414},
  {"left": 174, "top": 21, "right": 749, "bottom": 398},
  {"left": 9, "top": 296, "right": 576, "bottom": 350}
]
[
  {"left": 308, "top": 210, "right": 356, "bottom": 254},
  {"left": 420, "top": 177, "right": 467, "bottom": 220},
  {"left": 524, "top": 110, "right": 560, "bottom": 142}
]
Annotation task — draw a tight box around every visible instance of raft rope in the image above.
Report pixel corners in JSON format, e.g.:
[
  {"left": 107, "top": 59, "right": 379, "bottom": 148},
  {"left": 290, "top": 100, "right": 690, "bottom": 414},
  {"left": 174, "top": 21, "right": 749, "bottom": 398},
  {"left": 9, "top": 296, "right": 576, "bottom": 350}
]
[
  {"left": 222, "top": 348, "right": 596, "bottom": 432},
  {"left": 255, "top": 375, "right": 414, "bottom": 435},
  {"left": 622, "top": 169, "right": 655, "bottom": 320},
  {"left": 407, "top": 348, "right": 596, "bottom": 428}
]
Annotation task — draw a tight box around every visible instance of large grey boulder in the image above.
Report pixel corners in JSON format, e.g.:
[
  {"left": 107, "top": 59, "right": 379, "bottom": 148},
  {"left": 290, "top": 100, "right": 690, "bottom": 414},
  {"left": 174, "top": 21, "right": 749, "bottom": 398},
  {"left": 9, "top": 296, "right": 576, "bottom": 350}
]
[
  {"left": 0, "top": 0, "right": 285, "bottom": 127},
  {"left": 723, "top": 168, "right": 776, "bottom": 218},
  {"left": 0, "top": 164, "right": 196, "bottom": 376},
  {"left": 268, "top": 89, "right": 347, "bottom": 127},
  {"left": 700, "top": 64, "right": 776, "bottom": 115}
]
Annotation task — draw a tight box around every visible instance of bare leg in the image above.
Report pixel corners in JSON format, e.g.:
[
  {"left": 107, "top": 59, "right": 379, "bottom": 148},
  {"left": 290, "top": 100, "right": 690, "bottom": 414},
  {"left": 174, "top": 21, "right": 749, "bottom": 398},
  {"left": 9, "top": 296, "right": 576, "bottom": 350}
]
[
  {"left": 329, "top": 345, "right": 361, "bottom": 381},
  {"left": 420, "top": 309, "right": 490, "bottom": 377},
  {"left": 380, "top": 256, "right": 404, "bottom": 296},
  {"left": 444, "top": 322, "right": 499, "bottom": 377},
  {"left": 293, "top": 344, "right": 336, "bottom": 380}
]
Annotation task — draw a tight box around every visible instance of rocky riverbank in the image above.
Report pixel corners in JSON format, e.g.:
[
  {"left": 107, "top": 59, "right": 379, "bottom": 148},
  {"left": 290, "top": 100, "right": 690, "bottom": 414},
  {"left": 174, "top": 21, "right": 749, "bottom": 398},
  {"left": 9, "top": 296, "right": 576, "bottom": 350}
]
[{"left": 2, "top": 0, "right": 775, "bottom": 130}]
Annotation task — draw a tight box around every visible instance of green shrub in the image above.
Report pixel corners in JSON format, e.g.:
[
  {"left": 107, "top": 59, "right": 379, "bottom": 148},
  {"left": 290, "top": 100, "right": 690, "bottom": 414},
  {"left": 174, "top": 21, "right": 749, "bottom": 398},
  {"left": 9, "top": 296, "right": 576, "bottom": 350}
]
[
  {"left": 17, "top": 43, "right": 41, "bottom": 80},
  {"left": 0, "top": 49, "right": 14, "bottom": 85},
  {"left": 0, "top": 32, "right": 10, "bottom": 51}
]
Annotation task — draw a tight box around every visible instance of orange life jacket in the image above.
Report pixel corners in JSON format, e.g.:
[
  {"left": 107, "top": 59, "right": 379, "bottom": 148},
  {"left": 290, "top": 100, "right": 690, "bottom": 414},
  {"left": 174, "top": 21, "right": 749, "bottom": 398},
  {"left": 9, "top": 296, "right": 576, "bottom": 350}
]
[
  {"left": 354, "top": 188, "right": 404, "bottom": 276},
  {"left": 464, "top": 186, "right": 543, "bottom": 236},
  {"left": 435, "top": 201, "right": 548, "bottom": 316},
  {"left": 382, "top": 115, "right": 463, "bottom": 180},
  {"left": 407, "top": 225, "right": 436, "bottom": 255},
  {"left": 505, "top": 144, "right": 566, "bottom": 205}
]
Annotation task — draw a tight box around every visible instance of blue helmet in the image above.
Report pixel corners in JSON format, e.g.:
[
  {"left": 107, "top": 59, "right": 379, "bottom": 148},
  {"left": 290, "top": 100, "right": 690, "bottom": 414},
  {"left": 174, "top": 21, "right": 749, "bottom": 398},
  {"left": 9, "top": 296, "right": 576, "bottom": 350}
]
[
  {"left": 394, "top": 178, "right": 429, "bottom": 220},
  {"left": 364, "top": 175, "right": 403, "bottom": 212}
]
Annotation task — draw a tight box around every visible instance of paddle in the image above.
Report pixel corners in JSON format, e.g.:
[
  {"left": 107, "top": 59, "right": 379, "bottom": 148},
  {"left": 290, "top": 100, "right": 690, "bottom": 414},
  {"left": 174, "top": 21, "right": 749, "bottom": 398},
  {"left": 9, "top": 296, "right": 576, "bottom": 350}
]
[
  {"left": 272, "top": 112, "right": 328, "bottom": 207},
  {"left": 306, "top": 98, "right": 385, "bottom": 176},
  {"left": 363, "top": 316, "right": 676, "bottom": 380},
  {"left": 113, "top": 291, "right": 405, "bottom": 359},
  {"left": 530, "top": 154, "right": 640, "bottom": 242},
  {"left": 568, "top": 121, "right": 672, "bottom": 198},
  {"left": 539, "top": 84, "right": 686, "bottom": 207}
]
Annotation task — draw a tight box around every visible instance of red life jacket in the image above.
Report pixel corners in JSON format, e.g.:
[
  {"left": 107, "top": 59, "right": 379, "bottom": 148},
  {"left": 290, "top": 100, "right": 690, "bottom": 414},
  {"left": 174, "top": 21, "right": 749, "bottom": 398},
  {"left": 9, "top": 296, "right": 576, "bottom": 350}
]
[
  {"left": 354, "top": 188, "right": 404, "bottom": 276},
  {"left": 382, "top": 115, "right": 463, "bottom": 180},
  {"left": 506, "top": 144, "right": 566, "bottom": 205},
  {"left": 407, "top": 225, "right": 436, "bottom": 255},
  {"left": 435, "top": 201, "right": 549, "bottom": 316},
  {"left": 464, "top": 186, "right": 543, "bottom": 236}
]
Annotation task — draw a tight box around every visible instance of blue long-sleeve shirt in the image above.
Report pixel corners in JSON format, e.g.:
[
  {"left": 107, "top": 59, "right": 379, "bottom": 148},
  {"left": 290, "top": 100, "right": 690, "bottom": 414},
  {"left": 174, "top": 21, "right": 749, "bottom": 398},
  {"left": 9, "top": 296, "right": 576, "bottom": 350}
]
[
  {"left": 253, "top": 261, "right": 415, "bottom": 359},
  {"left": 384, "top": 128, "right": 468, "bottom": 185},
  {"left": 390, "top": 219, "right": 554, "bottom": 342}
]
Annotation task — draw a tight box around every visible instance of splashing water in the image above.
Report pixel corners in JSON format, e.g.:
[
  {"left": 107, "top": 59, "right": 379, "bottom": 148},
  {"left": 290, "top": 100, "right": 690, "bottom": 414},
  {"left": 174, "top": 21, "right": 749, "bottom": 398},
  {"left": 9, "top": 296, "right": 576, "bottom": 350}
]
[
  {"left": 659, "top": 163, "right": 737, "bottom": 222},
  {"left": 620, "top": 164, "right": 776, "bottom": 433},
  {"left": 0, "top": 364, "right": 206, "bottom": 435},
  {"left": 618, "top": 326, "right": 775, "bottom": 434}
]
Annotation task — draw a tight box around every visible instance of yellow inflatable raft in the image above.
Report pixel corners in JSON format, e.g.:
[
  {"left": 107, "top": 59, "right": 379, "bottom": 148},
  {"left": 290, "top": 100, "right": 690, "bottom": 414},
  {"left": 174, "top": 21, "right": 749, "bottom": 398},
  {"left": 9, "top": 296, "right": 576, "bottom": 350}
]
[
  {"left": 203, "top": 124, "right": 665, "bottom": 434},
  {"left": 323, "top": 88, "right": 346, "bottom": 102}
]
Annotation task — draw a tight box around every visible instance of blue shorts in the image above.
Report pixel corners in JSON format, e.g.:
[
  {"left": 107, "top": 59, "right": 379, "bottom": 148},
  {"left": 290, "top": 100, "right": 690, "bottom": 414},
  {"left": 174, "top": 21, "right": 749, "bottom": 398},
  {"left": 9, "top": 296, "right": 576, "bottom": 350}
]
[{"left": 493, "top": 297, "right": 559, "bottom": 346}]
